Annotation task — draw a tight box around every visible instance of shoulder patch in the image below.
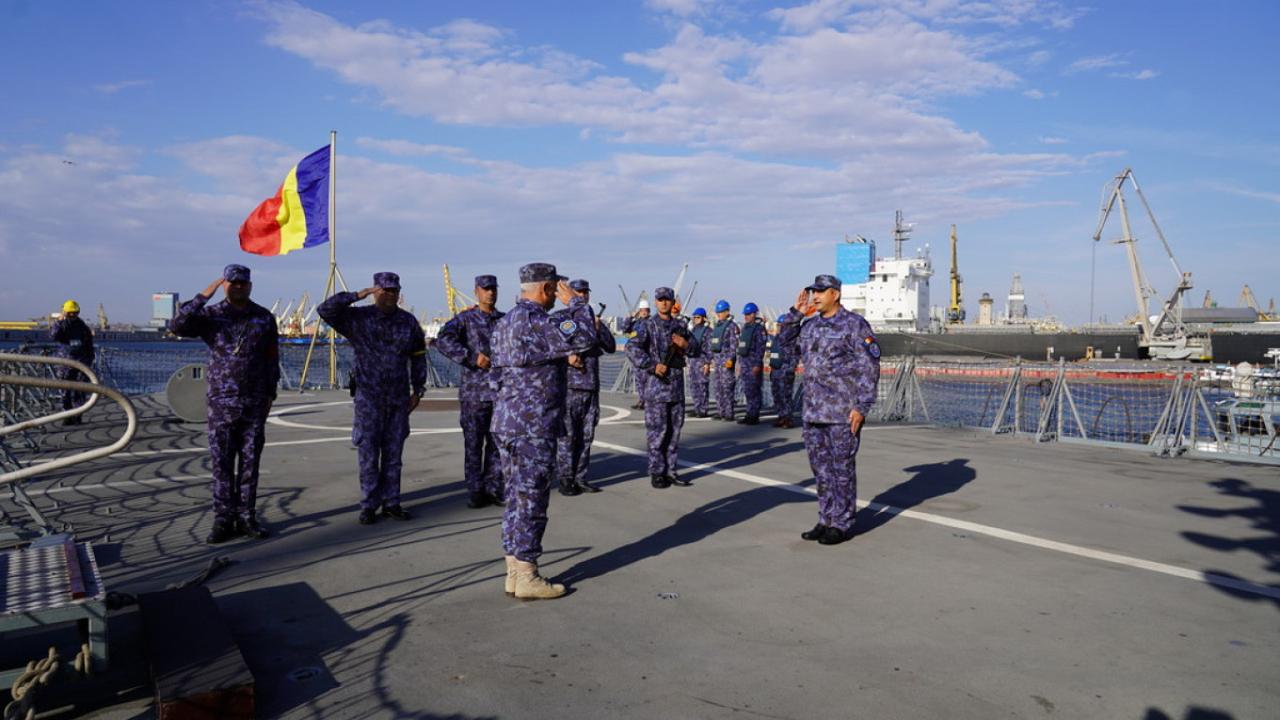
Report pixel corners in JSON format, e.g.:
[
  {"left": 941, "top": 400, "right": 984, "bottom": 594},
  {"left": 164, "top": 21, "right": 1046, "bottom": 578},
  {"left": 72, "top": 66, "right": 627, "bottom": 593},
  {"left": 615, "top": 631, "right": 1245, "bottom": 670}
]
[
  {"left": 864, "top": 335, "right": 881, "bottom": 359},
  {"left": 559, "top": 319, "right": 578, "bottom": 335}
]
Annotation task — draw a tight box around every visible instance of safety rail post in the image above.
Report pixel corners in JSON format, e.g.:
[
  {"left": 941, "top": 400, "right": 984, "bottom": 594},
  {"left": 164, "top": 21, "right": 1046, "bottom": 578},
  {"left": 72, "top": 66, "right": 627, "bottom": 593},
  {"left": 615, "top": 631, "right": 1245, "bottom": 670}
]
[{"left": 0, "top": 353, "right": 102, "bottom": 434}]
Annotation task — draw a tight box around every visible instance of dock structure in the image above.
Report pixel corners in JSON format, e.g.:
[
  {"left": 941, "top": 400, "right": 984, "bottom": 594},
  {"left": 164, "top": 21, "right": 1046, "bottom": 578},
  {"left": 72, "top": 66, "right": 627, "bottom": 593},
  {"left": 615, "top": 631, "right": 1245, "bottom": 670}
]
[{"left": 1, "top": 388, "right": 1277, "bottom": 718}]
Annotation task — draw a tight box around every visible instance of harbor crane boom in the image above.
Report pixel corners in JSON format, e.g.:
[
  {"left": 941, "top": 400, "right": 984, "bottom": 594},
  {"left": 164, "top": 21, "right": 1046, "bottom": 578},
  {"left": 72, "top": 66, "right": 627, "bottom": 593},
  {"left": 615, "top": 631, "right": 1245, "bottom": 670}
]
[
  {"left": 1092, "top": 167, "right": 1201, "bottom": 360},
  {"left": 946, "top": 224, "right": 965, "bottom": 325}
]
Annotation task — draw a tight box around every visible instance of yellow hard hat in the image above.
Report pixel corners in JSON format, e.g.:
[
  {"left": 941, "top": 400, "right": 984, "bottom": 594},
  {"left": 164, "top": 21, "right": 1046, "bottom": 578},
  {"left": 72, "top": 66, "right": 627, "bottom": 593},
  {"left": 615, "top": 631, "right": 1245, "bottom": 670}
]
[{"left": 62, "top": 300, "right": 80, "bottom": 313}]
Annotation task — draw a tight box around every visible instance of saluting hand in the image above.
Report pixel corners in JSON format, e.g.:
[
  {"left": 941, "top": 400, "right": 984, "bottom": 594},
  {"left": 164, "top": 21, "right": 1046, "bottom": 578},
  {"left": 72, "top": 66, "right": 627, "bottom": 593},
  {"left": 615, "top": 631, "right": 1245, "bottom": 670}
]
[
  {"left": 849, "top": 409, "right": 865, "bottom": 436},
  {"left": 357, "top": 287, "right": 378, "bottom": 300},
  {"left": 202, "top": 277, "right": 226, "bottom": 299},
  {"left": 556, "top": 280, "right": 574, "bottom": 306},
  {"left": 795, "top": 289, "right": 812, "bottom": 315}
]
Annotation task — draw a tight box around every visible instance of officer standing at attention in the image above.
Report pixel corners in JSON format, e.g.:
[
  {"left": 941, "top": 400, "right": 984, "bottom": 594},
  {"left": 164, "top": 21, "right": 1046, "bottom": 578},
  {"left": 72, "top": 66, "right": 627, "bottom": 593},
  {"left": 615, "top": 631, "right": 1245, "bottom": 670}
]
[
  {"left": 686, "top": 307, "right": 712, "bottom": 418},
  {"left": 557, "top": 279, "right": 616, "bottom": 496},
  {"left": 709, "top": 300, "right": 740, "bottom": 421},
  {"left": 627, "top": 287, "right": 694, "bottom": 488},
  {"left": 49, "top": 299, "right": 95, "bottom": 425},
  {"left": 796, "top": 275, "right": 880, "bottom": 546},
  {"left": 318, "top": 272, "right": 428, "bottom": 526},
  {"left": 170, "top": 265, "right": 280, "bottom": 543},
  {"left": 736, "top": 302, "right": 767, "bottom": 425},
  {"left": 492, "top": 263, "right": 596, "bottom": 600},
  {"left": 622, "top": 300, "right": 651, "bottom": 410},
  {"left": 435, "top": 275, "right": 506, "bottom": 509},
  {"left": 770, "top": 296, "right": 806, "bottom": 428}
]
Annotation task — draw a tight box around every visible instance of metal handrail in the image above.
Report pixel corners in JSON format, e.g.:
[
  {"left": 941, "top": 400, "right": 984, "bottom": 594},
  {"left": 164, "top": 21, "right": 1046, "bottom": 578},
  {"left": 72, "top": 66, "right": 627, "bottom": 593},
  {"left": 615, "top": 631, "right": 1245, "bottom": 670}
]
[
  {"left": 0, "top": 353, "right": 101, "bottom": 435},
  {"left": 0, "top": 375, "right": 137, "bottom": 485}
]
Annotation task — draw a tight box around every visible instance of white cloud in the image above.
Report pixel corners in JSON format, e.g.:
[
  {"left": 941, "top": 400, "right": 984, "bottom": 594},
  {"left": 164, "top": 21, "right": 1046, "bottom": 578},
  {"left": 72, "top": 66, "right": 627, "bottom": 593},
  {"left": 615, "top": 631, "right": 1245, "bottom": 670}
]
[
  {"left": 1208, "top": 182, "right": 1280, "bottom": 205},
  {"left": 93, "top": 79, "right": 150, "bottom": 95},
  {"left": 1111, "top": 68, "right": 1160, "bottom": 81},
  {"left": 1039, "top": 136, "right": 1068, "bottom": 145},
  {"left": 1024, "top": 88, "right": 1045, "bottom": 100},
  {"left": 1065, "top": 53, "right": 1127, "bottom": 74},
  {"left": 645, "top": 0, "right": 711, "bottom": 17},
  {"left": 767, "top": 0, "right": 1087, "bottom": 34},
  {"left": 354, "top": 137, "right": 470, "bottom": 158},
  {"left": 1027, "top": 49, "right": 1051, "bottom": 67}
]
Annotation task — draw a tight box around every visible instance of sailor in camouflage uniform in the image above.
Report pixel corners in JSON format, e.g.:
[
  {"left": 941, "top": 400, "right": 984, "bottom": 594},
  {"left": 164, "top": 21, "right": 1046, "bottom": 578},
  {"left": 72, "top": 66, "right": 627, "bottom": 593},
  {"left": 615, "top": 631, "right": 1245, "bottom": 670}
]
[
  {"left": 49, "top": 299, "right": 96, "bottom": 424},
  {"left": 621, "top": 300, "right": 651, "bottom": 409},
  {"left": 492, "top": 263, "right": 597, "bottom": 599},
  {"left": 435, "top": 275, "right": 506, "bottom": 508},
  {"left": 318, "top": 272, "right": 427, "bottom": 526},
  {"left": 627, "top": 287, "right": 695, "bottom": 488},
  {"left": 769, "top": 298, "right": 805, "bottom": 428},
  {"left": 170, "top": 265, "right": 280, "bottom": 543},
  {"left": 556, "top": 278, "right": 617, "bottom": 495},
  {"left": 797, "top": 275, "right": 880, "bottom": 546},
  {"left": 736, "top": 302, "right": 767, "bottom": 425},
  {"left": 686, "top": 307, "right": 712, "bottom": 417},
  {"left": 709, "top": 300, "right": 740, "bottom": 421}
]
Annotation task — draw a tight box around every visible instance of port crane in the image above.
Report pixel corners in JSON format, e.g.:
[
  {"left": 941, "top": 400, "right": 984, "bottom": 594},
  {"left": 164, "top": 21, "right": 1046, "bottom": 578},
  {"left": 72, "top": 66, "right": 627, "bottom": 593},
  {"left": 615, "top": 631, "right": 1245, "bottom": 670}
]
[
  {"left": 1239, "top": 285, "right": 1277, "bottom": 321},
  {"left": 946, "top": 224, "right": 965, "bottom": 325},
  {"left": 442, "top": 264, "right": 477, "bottom": 317},
  {"left": 1092, "top": 167, "right": 1205, "bottom": 360}
]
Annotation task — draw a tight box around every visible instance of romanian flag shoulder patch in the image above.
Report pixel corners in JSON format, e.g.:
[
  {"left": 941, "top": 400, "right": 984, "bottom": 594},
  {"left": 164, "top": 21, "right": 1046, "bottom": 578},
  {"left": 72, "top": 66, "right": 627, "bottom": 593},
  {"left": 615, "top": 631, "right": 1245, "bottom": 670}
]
[{"left": 238, "top": 145, "right": 331, "bottom": 256}]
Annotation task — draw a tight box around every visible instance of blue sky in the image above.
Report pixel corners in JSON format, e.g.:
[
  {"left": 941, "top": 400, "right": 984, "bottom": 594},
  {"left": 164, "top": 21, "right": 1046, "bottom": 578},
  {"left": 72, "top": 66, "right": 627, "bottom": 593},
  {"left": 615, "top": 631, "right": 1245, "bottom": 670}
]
[{"left": 2, "top": 0, "right": 1277, "bottom": 325}]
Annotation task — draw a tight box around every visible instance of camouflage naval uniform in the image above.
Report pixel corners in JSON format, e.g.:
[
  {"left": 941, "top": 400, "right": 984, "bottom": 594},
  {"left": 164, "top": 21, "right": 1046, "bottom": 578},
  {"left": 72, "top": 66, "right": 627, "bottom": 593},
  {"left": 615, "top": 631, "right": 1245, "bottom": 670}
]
[
  {"left": 799, "top": 280, "right": 880, "bottom": 537},
  {"left": 710, "top": 315, "right": 740, "bottom": 420},
  {"left": 170, "top": 266, "right": 280, "bottom": 529},
  {"left": 557, "top": 279, "right": 617, "bottom": 492},
  {"left": 492, "top": 269, "right": 596, "bottom": 563},
  {"left": 737, "top": 314, "right": 768, "bottom": 421},
  {"left": 687, "top": 318, "right": 712, "bottom": 416},
  {"left": 769, "top": 308, "right": 804, "bottom": 425},
  {"left": 318, "top": 274, "right": 427, "bottom": 513},
  {"left": 49, "top": 314, "right": 96, "bottom": 413},
  {"left": 626, "top": 288, "right": 696, "bottom": 484},
  {"left": 622, "top": 314, "right": 650, "bottom": 407},
  {"left": 435, "top": 280, "right": 505, "bottom": 504}
]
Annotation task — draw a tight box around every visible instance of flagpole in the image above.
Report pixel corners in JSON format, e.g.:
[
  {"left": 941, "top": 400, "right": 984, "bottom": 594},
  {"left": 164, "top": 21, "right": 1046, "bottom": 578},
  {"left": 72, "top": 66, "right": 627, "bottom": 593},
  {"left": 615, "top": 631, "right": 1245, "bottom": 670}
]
[
  {"left": 327, "top": 129, "right": 338, "bottom": 389},
  {"left": 298, "top": 131, "right": 339, "bottom": 390}
]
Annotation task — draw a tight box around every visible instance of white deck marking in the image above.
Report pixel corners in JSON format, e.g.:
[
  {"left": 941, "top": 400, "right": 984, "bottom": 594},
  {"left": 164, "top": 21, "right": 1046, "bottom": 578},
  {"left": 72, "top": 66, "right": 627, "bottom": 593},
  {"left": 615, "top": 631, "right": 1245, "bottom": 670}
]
[{"left": 592, "top": 439, "right": 1280, "bottom": 602}]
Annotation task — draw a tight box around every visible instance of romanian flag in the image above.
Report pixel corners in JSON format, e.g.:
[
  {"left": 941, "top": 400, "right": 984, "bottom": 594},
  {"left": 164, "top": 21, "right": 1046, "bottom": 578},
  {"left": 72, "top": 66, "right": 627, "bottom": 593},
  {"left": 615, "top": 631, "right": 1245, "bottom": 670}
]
[{"left": 238, "top": 145, "right": 330, "bottom": 256}]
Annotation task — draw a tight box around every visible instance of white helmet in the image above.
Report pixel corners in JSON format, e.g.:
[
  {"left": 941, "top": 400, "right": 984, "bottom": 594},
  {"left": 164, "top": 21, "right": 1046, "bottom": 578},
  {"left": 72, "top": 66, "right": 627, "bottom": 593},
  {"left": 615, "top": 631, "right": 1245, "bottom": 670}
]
[{"left": 637, "top": 299, "right": 650, "bottom": 309}]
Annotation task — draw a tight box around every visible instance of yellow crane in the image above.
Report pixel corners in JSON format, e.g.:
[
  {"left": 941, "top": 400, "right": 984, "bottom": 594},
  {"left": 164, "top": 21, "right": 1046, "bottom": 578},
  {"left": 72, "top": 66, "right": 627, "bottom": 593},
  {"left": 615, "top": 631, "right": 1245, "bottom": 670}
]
[
  {"left": 442, "top": 264, "right": 477, "bottom": 317},
  {"left": 1240, "top": 284, "right": 1276, "bottom": 321},
  {"left": 946, "top": 224, "right": 965, "bottom": 324}
]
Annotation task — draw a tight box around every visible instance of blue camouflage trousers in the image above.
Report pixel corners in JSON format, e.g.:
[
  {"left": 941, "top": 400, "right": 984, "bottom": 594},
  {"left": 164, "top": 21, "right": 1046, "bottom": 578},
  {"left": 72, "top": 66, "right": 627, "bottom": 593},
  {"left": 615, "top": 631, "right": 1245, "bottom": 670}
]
[
  {"left": 498, "top": 435, "right": 556, "bottom": 562},
  {"left": 802, "top": 422, "right": 861, "bottom": 532},
  {"left": 58, "top": 365, "right": 91, "bottom": 412},
  {"left": 713, "top": 361, "right": 736, "bottom": 419},
  {"left": 688, "top": 359, "right": 711, "bottom": 414},
  {"left": 740, "top": 366, "right": 763, "bottom": 419},
  {"left": 353, "top": 398, "right": 411, "bottom": 510},
  {"left": 207, "top": 401, "right": 269, "bottom": 523},
  {"left": 557, "top": 389, "right": 600, "bottom": 486},
  {"left": 634, "top": 366, "right": 650, "bottom": 403},
  {"left": 644, "top": 399, "right": 685, "bottom": 476},
  {"left": 460, "top": 400, "right": 502, "bottom": 497},
  {"left": 770, "top": 368, "right": 796, "bottom": 421}
]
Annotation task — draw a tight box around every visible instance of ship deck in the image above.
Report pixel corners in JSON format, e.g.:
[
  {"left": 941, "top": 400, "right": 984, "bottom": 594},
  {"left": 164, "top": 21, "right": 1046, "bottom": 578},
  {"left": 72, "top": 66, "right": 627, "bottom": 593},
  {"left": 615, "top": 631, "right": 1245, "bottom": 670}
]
[{"left": 4, "top": 390, "right": 1278, "bottom": 719}]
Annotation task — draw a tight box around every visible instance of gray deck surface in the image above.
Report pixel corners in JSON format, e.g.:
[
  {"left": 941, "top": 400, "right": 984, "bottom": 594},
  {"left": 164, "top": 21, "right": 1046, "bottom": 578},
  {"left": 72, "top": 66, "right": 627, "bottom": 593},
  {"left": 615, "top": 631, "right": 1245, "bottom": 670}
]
[{"left": 6, "top": 389, "right": 1277, "bottom": 720}]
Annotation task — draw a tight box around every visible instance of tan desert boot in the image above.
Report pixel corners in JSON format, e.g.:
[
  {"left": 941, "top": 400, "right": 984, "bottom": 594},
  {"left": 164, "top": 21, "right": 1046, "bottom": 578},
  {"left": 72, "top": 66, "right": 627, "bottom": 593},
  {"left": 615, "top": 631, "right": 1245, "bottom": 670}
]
[
  {"left": 512, "top": 560, "right": 566, "bottom": 600},
  {"left": 504, "top": 555, "right": 516, "bottom": 596}
]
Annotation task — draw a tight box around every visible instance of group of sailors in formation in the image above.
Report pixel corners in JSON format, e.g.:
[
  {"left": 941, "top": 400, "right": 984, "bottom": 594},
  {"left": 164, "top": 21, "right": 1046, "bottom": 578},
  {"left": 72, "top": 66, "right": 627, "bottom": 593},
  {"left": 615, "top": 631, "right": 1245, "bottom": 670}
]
[{"left": 51, "top": 262, "right": 879, "bottom": 599}]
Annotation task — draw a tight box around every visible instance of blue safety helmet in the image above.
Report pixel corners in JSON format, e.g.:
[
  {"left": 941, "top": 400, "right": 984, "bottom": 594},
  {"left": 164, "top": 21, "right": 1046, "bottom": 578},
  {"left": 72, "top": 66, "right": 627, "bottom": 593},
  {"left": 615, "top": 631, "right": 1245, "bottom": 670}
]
[
  {"left": 714, "top": 300, "right": 730, "bottom": 313},
  {"left": 743, "top": 302, "right": 759, "bottom": 315},
  {"left": 692, "top": 307, "right": 707, "bottom": 317}
]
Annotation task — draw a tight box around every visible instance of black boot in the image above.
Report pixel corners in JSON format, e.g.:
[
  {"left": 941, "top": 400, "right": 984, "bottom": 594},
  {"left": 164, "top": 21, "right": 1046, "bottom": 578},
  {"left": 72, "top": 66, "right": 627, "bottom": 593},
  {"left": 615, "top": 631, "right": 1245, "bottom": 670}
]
[
  {"left": 467, "top": 491, "right": 489, "bottom": 509},
  {"left": 358, "top": 508, "right": 377, "bottom": 525},
  {"left": 667, "top": 473, "right": 690, "bottom": 487},
  {"left": 237, "top": 516, "right": 269, "bottom": 540},
  {"left": 382, "top": 505, "right": 411, "bottom": 521},
  {"left": 579, "top": 479, "right": 601, "bottom": 493},
  {"left": 818, "top": 526, "right": 853, "bottom": 545},
  {"left": 801, "top": 523, "right": 827, "bottom": 541},
  {"left": 650, "top": 474, "right": 671, "bottom": 489},
  {"left": 739, "top": 416, "right": 759, "bottom": 426},
  {"left": 559, "top": 482, "right": 583, "bottom": 497},
  {"left": 488, "top": 490, "right": 506, "bottom": 506},
  {"left": 206, "top": 520, "right": 235, "bottom": 544}
]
